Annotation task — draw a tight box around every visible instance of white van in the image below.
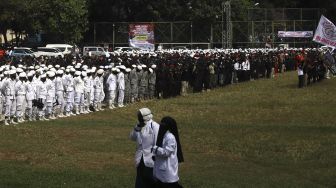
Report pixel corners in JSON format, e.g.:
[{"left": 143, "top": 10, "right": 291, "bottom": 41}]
[
  {"left": 83, "top": 46, "right": 110, "bottom": 57},
  {"left": 36, "top": 47, "right": 64, "bottom": 58},
  {"left": 46, "top": 44, "right": 74, "bottom": 55}
]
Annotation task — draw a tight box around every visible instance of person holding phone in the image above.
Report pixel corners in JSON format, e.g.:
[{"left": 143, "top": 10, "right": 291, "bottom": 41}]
[{"left": 130, "top": 108, "right": 159, "bottom": 188}]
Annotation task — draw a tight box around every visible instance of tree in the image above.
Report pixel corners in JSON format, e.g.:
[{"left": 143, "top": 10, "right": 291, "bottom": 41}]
[
  {"left": 0, "top": 0, "right": 12, "bottom": 44},
  {"left": 0, "top": 0, "right": 88, "bottom": 45},
  {"left": 32, "top": 0, "right": 88, "bottom": 43}
]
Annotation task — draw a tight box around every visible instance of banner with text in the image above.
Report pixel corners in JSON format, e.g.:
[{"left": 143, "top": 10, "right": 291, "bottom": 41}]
[
  {"left": 278, "top": 31, "right": 313, "bottom": 38},
  {"left": 129, "top": 23, "right": 155, "bottom": 51},
  {"left": 313, "top": 15, "right": 336, "bottom": 48}
]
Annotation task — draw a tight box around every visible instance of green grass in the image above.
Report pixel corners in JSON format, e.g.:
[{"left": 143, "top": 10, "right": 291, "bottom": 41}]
[{"left": 0, "top": 72, "right": 336, "bottom": 188}]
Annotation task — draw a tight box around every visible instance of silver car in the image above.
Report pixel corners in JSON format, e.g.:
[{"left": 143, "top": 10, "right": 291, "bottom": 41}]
[{"left": 10, "top": 48, "right": 36, "bottom": 58}]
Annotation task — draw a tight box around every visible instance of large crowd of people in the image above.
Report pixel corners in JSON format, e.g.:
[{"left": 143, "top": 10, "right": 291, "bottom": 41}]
[{"left": 0, "top": 47, "right": 333, "bottom": 125}]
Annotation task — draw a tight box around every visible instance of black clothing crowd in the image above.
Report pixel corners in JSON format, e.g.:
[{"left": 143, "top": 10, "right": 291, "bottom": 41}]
[{"left": 2, "top": 48, "right": 333, "bottom": 96}]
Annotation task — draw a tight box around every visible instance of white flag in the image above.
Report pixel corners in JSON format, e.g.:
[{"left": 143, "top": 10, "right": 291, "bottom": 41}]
[{"left": 313, "top": 15, "right": 336, "bottom": 48}]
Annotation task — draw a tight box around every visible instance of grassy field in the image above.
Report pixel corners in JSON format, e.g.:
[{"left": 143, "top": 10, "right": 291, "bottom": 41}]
[{"left": 0, "top": 71, "right": 336, "bottom": 188}]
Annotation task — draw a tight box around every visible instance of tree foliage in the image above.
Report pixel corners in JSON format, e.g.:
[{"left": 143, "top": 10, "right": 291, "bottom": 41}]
[
  {"left": 1, "top": 0, "right": 335, "bottom": 45},
  {"left": 0, "top": 0, "right": 88, "bottom": 45},
  {"left": 87, "top": 0, "right": 253, "bottom": 23}
]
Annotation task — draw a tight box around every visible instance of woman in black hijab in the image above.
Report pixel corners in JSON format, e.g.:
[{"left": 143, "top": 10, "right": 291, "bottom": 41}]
[{"left": 152, "top": 116, "right": 184, "bottom": 188}]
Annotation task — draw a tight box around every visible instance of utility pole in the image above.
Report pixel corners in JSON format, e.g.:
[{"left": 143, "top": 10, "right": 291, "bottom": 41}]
[
  {"left": 222, "top": 1, "right": 224, "bottom": 48},
  {"left": 112, "top": 23, "right": 115, "bottom": 50},
  {"left": 222, "top": 1, "right": 232, "bottom": 49},
  {"left": 93, "top": 22, "right": 96, "bottom": 45},
  {"left": 225, "top": 1, "right": 232, "bottom": 48}
]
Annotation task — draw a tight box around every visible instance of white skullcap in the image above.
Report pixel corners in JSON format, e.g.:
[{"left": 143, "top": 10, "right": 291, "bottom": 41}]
[
  {"left": 19, "top": 72, "right": 26, "bottom": 78},
  {"left": 149, "top": 68, "right": 153, "bottom": 73},
  {"left": 151, "top": 64, "right": 157, "bottom": 69},
  {"left": 55, "top": 65, "right": 60, "bottom": 68},
  {"left": 119, "top": 65, "right": 126, "bottom": 70},
  {"left": 97, "top": 69, "right": 104, "bottom": 74},
  {"left": 141, "top": 64, "right": 147, "bottom": 68},
  {"left": 126, "top": 68, "right": 131, "bottom": 72},
  {"left": 81, "top": 72, "right": 87, "bottom": 77},
  {"left": 132, "top": 64, "right": 137, "bottom": 68},
  {"left": 137, "top": 65, "right": 142, "bottom": 70},
  {"left": 57, "top": 70, "right": 64, "bottom": 74},
  {"left": 9, "top": 70, "right": 16, "bottom": 75},
  {"left": 16, "top": 68, "right": 23, "bottom": 73},
  {"left": 27, "top": 72, "right": 34, "bottom": 77},
  {"left": 47, "top": 71, "right": 55, "bottom": 77},
  {"left": 40, "top": 74, "right": 46, "bottom": 78},
  {"left": 116, "top": 68, "right": 120, "bottom": 73},
  {"left": 138, "top": 108, "right": 153, "bottom": 122},
  {"left": 48, "top": 65, "right": 53, "bottom": 69},
  {"left": 75, "top": 71, "right": 81, "bottom": 76}
]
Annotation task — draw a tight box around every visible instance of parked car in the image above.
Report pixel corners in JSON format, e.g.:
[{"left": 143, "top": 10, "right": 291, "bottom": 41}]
[
  {"left": 10, "top": 47, "right": 36, "bottom": 58},
  {"left": 35, "top": 47, "right": 64, "bottom": 58},
  {"left": 114, "top": 47, "right": 141, "bottom": 52},
  {"left": 46, "top": 44, "right": 74, "bottom": 55},
  {"left": 83, "top": 46, "right": 110, "bottom": 57}
]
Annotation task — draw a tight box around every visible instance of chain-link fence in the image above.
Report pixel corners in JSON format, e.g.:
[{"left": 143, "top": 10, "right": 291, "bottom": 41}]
[{"left": 90, "top": 8, "right": 325, "bottom": 49}]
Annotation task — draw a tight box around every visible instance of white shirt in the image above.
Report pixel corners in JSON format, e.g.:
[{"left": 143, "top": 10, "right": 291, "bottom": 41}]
[
  {"left": 234, "top": 62, "right": 240, "bottom": 70},
  {"left": 46, "top": 78, "right": 56, "bottom": 102},
  {"left": 74, "top": 76, "right": 84, "bottom": 93},
  {"left": 31, "top": 78, "right": 41, "bottom": 99},
  {"left": 15, "top": 80, "right": 26, "bottom": 96},
  {"left": 242, "top": 60, "right": 250, "bottom": 71},
  {"left": 106, "top": 73, "right": 117, "bottom": 91},
  {"left": 94, "top": 76, "right": 103, "bottom": 92},
  {"left": 153, "top": 131, "right": 179, "bottom": 183},
  {"left": 25, "top": 81, "right": 36, "bottom": 101},
  {"left": 55, "top": 76, "right": 64, "bottom": 92},
  {"left": 2, "top": 78, "right": 16, "bottom": 99},
  {"left": 83, "top": 77, "right": 91, "bottom": 93},
  {"left": 64, "top": 75, "right": 74, "bottom": 92},
  {"left": 36, "top": 81, "right": 47, "bottom": 99},
  {"left": 117, "top": 72, "right": 125, "bottom": 90},
  {"left": 298, "top": 68, "right": 304, "bottom": 76},
  {"left": 129, "top": 119, "right": 160, "bottom": 168}
]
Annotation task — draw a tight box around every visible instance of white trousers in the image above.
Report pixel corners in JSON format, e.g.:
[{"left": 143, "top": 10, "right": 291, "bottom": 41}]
[
  {"left": 118, "top": 89, "right": 124, "bottom": 105},
  {"left": 65, "top": 91, "right": 74, "bottom": 113},
  {"left": 5, "top": 97, "right": 16, "bottom": 117},
  {"left": 16, "top": 95, "right": 26, "bottom": 118}
]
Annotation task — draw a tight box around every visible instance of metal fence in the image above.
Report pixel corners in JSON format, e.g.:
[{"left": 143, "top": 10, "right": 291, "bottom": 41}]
[{"left": 91, "top": 8, "right": 325, "bottom": 49}]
